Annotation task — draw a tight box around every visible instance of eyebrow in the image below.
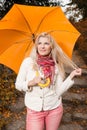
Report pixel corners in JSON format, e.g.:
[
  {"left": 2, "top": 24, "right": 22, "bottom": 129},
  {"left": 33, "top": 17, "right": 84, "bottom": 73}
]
[{"left": 38, "top": 42, "right": 50, "bottom": 44}]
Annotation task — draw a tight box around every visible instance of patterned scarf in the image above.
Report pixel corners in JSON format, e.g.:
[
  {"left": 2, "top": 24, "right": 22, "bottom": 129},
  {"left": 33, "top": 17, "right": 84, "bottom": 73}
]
[{"left": 37, "top": 54, "right": 55, "bottom": 83}]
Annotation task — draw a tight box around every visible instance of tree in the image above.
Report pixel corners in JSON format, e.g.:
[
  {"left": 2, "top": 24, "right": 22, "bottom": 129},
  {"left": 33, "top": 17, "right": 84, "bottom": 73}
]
[
  {"left": 0, "top": 0, "right": 14, "bottom": 19},
  {"left": 14, "top": 0, "right": 49, "bottom": 6},
  {"left": 0, "top": 0, "right": 87, "bottom": 20},
  {"left": 72, "top": 0, "right": 87, "bottom": 18},
  {"left": 0, "top": 0, "right": 50, "bottom": 19}
]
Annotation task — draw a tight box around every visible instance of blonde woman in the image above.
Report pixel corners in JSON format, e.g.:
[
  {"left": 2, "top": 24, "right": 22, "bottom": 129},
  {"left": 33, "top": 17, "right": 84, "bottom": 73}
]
[{"left": 15, "top": 32, "right": 82, "bottom": 130}]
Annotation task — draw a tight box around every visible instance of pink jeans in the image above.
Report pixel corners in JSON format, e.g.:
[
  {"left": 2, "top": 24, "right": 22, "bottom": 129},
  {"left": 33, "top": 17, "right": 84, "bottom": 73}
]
[{"left": 26, "top": 105, "right": 63, "bottom": 130}]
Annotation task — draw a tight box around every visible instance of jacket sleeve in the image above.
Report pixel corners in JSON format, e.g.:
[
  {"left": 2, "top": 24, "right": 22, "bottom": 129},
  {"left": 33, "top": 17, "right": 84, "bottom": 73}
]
[
  {"left": 55, "top": 74, "right": 74, "bottom": 98},
  {"left": 15, "top": 57, "right": 32, "bottom": 92}
]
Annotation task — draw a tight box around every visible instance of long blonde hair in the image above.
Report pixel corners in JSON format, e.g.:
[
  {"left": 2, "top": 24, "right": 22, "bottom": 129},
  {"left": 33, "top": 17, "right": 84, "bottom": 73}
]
[{"left": 30, "top": 32, "right": 78, "bottom": 79}]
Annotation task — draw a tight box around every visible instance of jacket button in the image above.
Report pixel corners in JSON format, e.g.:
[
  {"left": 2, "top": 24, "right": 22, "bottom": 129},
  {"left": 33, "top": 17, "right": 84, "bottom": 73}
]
[{"left": 40, "top": 96, "right": 42, "bottom": 99}]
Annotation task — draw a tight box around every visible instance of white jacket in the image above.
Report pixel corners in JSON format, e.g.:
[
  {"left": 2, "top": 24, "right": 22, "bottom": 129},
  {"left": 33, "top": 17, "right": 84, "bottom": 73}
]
[{"left": 15, "top": 57, "right": 74, "bottom": 111}]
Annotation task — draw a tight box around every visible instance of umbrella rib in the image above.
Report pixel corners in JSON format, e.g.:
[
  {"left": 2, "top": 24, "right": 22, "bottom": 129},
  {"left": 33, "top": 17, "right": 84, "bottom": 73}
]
[
  {"left": 0, "top": 28, "right": 32, "bottom": 36},
  {"left": 15, "top": 4, "right": 33, "bottom": 34},
  {"left": 47, "top": 30, "right": 80, "bottom": 34},
  {"left": 0, "top": 38, "right": 31, "bottom": 55},
  {"left": 34, "top": 7, "right": 80, "bottom": 35},
  {"left": 25, "top": 40, "right": 33, "bottom": 54},
  {"left": 15, "top": 38, "right": 32, "bottom": 44},
  {"left": 34, "top": 7, "right": 58, "bottom": 34}
]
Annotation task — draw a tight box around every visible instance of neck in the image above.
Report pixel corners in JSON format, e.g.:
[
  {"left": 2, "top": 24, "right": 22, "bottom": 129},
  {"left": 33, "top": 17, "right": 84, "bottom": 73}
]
[{"left": 37, "top": 52, "right": 52, "bottom": 58}]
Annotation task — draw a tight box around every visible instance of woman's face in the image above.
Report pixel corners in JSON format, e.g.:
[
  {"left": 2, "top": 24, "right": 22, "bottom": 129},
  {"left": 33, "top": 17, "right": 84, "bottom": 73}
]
[{"left": 37, "top": 37, "right": 52, "bottom": 56}]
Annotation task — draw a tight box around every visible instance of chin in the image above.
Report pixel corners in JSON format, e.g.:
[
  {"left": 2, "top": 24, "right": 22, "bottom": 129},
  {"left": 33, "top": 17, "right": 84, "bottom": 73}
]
[
  {"left": 39, "top": 53, "right": 47, "bottom": 56},
  {"left": 41, "top": 54, "right": 46, "bottom": 56}
]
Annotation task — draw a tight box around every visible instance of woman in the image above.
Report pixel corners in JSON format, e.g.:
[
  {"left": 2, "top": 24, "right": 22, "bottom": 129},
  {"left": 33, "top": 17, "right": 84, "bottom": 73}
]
[{"left": 15, "top": 32, "right": 82, "bottom": 130}]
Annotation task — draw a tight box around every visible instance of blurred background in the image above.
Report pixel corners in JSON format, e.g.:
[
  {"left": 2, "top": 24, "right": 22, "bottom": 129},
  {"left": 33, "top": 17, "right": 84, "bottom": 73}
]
[{"left": 0, "top": 0, "right": 87, "bottom": 130}]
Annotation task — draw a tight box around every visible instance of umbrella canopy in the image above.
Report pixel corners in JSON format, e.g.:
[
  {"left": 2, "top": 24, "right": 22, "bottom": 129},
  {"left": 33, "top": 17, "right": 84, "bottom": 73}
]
[{"left": 0, "top": 4, "right": 80, "bottom": 73}]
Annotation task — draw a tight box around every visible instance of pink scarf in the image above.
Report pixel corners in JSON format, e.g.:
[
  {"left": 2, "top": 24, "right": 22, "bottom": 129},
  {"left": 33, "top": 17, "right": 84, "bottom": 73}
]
[{"left": 37, "top": 54, "right": 55, "bottom": 83}]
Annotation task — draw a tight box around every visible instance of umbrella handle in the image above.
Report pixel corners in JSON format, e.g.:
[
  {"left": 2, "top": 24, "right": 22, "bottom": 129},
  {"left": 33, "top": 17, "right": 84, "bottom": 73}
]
[{"left": 36, "top": 71, "right": 50, "bottom": 88}]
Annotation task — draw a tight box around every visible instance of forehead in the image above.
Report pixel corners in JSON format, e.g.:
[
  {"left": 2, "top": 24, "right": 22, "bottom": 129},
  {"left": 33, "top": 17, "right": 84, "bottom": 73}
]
[{"left": 38, "top": 36, "right": 49, "bottom": 42}]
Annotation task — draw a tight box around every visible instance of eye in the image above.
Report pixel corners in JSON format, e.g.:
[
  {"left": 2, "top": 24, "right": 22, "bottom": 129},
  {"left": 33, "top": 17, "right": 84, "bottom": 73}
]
[
  {"left": 38, "top": 42, "right": 41, "bottom": 45},
  {"left": 45, "top": 42, "right": 50, "bottom": 45}
]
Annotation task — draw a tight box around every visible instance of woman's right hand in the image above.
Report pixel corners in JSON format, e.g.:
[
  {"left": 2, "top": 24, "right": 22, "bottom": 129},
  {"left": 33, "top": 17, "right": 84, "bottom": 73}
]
[
  {"left": 28, "top": 76, "right": 42, "bottom": 87},
  {"left": 33, "top": 76, "right": 42, "bottom": 85}
]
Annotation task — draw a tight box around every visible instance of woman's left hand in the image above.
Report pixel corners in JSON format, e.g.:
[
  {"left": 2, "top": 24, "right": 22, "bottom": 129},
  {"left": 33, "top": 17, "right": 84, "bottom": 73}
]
[{"left": 70, "top": 68, "right": 82, "bottom": 79}]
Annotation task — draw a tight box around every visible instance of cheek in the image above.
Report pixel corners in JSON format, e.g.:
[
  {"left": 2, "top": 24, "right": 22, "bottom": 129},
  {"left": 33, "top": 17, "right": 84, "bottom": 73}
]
[
  {"left": 37, "top": 46, "right": 41, "bottom": 52},
  {"left": 36, "top": 45, "right": 40, "bottom": 50},
  {"left": 48, "top": 47, "right": 52, "bottom": 52},
  {"left": 36, "top": 46, "right": 41, "bottom": 54}
]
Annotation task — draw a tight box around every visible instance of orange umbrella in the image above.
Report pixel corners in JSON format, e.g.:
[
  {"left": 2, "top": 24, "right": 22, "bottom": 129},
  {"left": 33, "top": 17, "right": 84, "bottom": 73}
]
[{"left": 0, "top": 4, "right": 80, "bottom": 73}]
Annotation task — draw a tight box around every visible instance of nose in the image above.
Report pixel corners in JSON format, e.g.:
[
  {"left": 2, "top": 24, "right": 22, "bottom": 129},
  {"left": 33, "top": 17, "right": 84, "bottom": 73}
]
[{"left": 41, "top": 43, "right": 45, "bottom": 48}]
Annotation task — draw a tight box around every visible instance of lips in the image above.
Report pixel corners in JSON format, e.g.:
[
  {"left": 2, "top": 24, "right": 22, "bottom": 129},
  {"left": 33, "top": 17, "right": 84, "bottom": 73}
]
[{"left": 40, "top": 50, "right": 46, "bottom": 52}]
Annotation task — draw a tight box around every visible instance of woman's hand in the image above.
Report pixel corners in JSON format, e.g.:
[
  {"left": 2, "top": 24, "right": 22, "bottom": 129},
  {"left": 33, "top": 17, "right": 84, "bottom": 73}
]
[
  {"left": 27, "top": 76, "right": 42, "bottom": 91},
  {"left": 70, "top": 68, "right": 82, "bottom": 79},
  {"left": 33, "top": 76, "right": 42, "bottom": 85},
  {"left": 28, "top": 76, "right": 42, "bottom": 87}
]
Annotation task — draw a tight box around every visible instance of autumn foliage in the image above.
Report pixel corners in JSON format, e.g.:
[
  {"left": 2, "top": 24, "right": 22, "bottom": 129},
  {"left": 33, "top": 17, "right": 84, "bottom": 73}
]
[{"left": 0, "top": 64, "right": 20, "bottom": 128}]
